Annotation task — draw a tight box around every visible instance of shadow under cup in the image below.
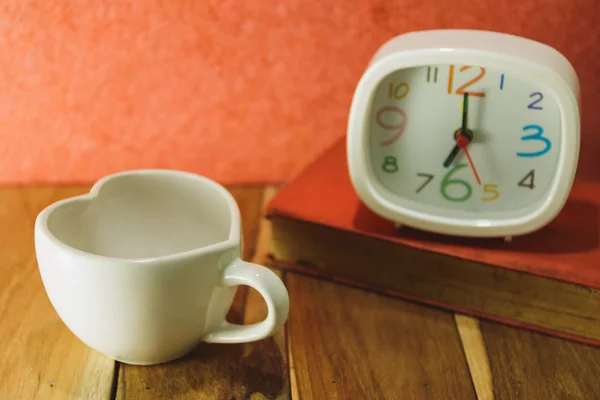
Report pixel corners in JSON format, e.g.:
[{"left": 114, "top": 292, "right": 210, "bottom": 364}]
[{"left": 47, "top": 172, "right": 237, "bottom": 259}]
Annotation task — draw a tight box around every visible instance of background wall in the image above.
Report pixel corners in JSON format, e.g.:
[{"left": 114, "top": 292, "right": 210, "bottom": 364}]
[{"left": 0, "top": 0, "right": 598, "bottom": 185}]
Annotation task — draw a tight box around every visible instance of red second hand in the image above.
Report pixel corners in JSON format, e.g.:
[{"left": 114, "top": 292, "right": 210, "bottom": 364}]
[{"left": 456, "top": 134, "right": 481, "bottom": 185}]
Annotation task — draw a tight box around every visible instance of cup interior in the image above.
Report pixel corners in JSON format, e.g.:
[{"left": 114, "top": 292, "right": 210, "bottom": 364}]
[{"left": 46, "top": 171, "right": 234, "bottom": 259}]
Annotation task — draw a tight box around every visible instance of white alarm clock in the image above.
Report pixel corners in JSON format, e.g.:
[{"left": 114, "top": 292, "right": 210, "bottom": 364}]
[{"left": 346, "top": 29, "right": 580, "bottom": 241}]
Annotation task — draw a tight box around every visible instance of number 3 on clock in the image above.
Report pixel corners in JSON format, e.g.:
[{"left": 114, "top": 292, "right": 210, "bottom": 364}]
[{"left": 517, "top": 124, "right": 551, "bottom": 157}]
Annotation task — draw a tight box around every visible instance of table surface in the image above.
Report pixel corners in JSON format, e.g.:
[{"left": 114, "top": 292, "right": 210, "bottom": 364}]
[{"left": 1, "top": 184, "right": 599, "bottom": 399}]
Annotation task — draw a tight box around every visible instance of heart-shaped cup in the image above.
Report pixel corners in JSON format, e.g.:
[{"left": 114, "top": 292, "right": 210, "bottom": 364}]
[{"left": 34, "top": 169, "right": 289, "bottom": 365}]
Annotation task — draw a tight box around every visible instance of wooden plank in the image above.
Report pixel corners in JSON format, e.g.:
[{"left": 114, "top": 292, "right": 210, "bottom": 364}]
[
  {"left": 0, "top": 185, "right": 116, "bottom": 399},
  {"left": 229, "top": 186, "right": 267, "bottom": 262},
  {"left": 242, "top": 186, "right": 290, "bottom": 400},
  {"left": 455, "top": 315, "right": 494, "bottom": 400},
  {"left": 286, "top": 273, "right": 476, "bottom": 399},
  {"left": 117, "top": 186, "right": 289, "bottom": 399},
  {"left": 225, "top": 187, "right": 266, "bottom": 324},
  {"left": 287, "top": 326, "right": 300, "bottom": 400},
  {"left": 481, "top": 320, "right": 600, "bottom": 399}
]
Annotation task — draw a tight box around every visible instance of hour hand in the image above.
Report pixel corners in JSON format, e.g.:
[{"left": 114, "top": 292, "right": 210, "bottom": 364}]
[{"left": 443, "top": 143, "right": 461, "bottom": 167}]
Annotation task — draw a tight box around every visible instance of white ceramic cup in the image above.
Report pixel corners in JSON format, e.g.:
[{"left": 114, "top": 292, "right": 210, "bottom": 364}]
[{"left": 34, "top": 169, "right": 289, "bottom": 365}]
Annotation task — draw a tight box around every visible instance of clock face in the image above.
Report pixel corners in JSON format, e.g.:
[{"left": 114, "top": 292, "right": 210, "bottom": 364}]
[{"left": 368, "top": 63, "right": 562, "bottom": 218}]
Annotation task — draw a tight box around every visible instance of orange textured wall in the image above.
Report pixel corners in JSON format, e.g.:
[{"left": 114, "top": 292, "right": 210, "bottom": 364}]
[{"left": 0, "top": 1, "right": 598, "bottom": 185}]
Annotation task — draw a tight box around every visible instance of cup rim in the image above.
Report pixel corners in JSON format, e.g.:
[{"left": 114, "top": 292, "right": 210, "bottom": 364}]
[{"left": 34, "top": 169, "right": 242, "bottom": 264}]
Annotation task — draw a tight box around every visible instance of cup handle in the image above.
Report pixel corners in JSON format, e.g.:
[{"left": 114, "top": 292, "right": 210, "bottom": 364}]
[{"left": 203, "top": 259, "right": 290, "bottom": 343}]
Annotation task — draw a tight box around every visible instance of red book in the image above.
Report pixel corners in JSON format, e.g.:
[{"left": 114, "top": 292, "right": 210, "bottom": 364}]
[{"left": 266, "top": 137, "right": 600, "bottom": 346}]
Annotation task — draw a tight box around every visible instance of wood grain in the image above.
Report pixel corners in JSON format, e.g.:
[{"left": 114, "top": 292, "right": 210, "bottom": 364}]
[
  {"left": 242, "top": 186, "right": 290, "bottom": 400},
  {"left": 225, "top": 187, "right": 265, "bottom": 325},
  {"left": 0, "top": 185, "right": 116, "bottom": 399},
  {"left": 117, "top": 186, "right": 289, "bottom": 400},
  {"left": 481, "top": 320, "right": 600, "bottom": 399},
  {"left": 286, "top": 273, "right": 476, "bottom": 399},
  {"left": 455, "top": 314, "right": 494, "bottom": 400},
  {"left": 7, "top": 183, "right": 600, "bottom": 399}
]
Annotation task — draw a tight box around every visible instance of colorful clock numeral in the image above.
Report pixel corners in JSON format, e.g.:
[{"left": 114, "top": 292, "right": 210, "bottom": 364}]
[
  {"left": 382, "top": 156, "right": 399, "bottom": 173},
  {"left": 518, "top": 169, "right": 535, "bottom": 189},
  {"left": 416, "top": 172, "right": 434, "bottom": 193},
  {"left": 481, "top": 184, "right": 500, "bottom": 201},
  {"left": 387, "top": 82, "right": 410, "bottom": 99},
  {"left": 517, "top": 124, "right": 551, "bottom": 157},
  {"left": 447, "top": 65, "right": 486, "bottom": 97},
  {"left": 414, "top": 167, "right": 500, "bottom": 203},
  {"left": 528, "top": 92, "right": 543, "bottom": 110},
  {"left": 376, "top": 106, "right": 408, "bottom": 146},
  {"left": 371, "top": 65, "right": 552, "bottom": 211},
  {"left": 440, "top": 163, "right": 472, "bottom": 202},
  {"left": 426, "top": 67, "right": 438, "bottom": 83}
]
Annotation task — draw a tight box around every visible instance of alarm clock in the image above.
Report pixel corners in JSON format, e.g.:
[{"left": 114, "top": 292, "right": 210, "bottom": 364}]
[{"left": 346, "top": 29, "right": 580, "bottom": 241}]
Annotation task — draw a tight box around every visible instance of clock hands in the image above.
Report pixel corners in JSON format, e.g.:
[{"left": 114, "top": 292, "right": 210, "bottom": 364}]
[
  {"left": 442, "top": 93, "right": 482, "bottom": 185},
  {"left": 442, "top": 141, "right": 462, "bottom": 168},
  {"left": 443, "top": 93, "right": 471, "bottom": 167},
  {"left": 461, "top": 90, "right": 469, "bottom": 134}
]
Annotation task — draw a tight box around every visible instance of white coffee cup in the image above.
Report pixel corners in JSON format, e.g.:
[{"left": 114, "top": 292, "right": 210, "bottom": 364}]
[{"left": 34, "top": 169, "right": 289, "bottom": 365}]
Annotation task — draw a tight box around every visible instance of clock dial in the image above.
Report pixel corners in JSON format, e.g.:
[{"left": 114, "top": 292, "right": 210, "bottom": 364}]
[{"left": 368, "top": 63, "right": 561, "bottom": 217}]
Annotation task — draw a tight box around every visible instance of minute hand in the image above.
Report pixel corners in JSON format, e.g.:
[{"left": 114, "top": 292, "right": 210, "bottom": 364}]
[
  {"left": 461, "top": 91, "right": 469, "bottom": 133},
  {"left": 442, "top": 93, "right": 470, "bottom": 168}
]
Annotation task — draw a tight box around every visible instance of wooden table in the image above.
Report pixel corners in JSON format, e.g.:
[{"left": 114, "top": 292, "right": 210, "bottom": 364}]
[{"left": 1, "top": 184, "right": 599, "bottom": 399}]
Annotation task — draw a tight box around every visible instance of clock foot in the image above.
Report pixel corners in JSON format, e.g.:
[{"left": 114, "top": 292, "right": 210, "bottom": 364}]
[{"left": 504, "top": 236, "right": 512, "bottom": 243}]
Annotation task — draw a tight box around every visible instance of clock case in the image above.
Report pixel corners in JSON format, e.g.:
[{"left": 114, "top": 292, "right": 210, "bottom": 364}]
[{"left": 346, "top": 29, "right": 580, "bottom": 239}]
